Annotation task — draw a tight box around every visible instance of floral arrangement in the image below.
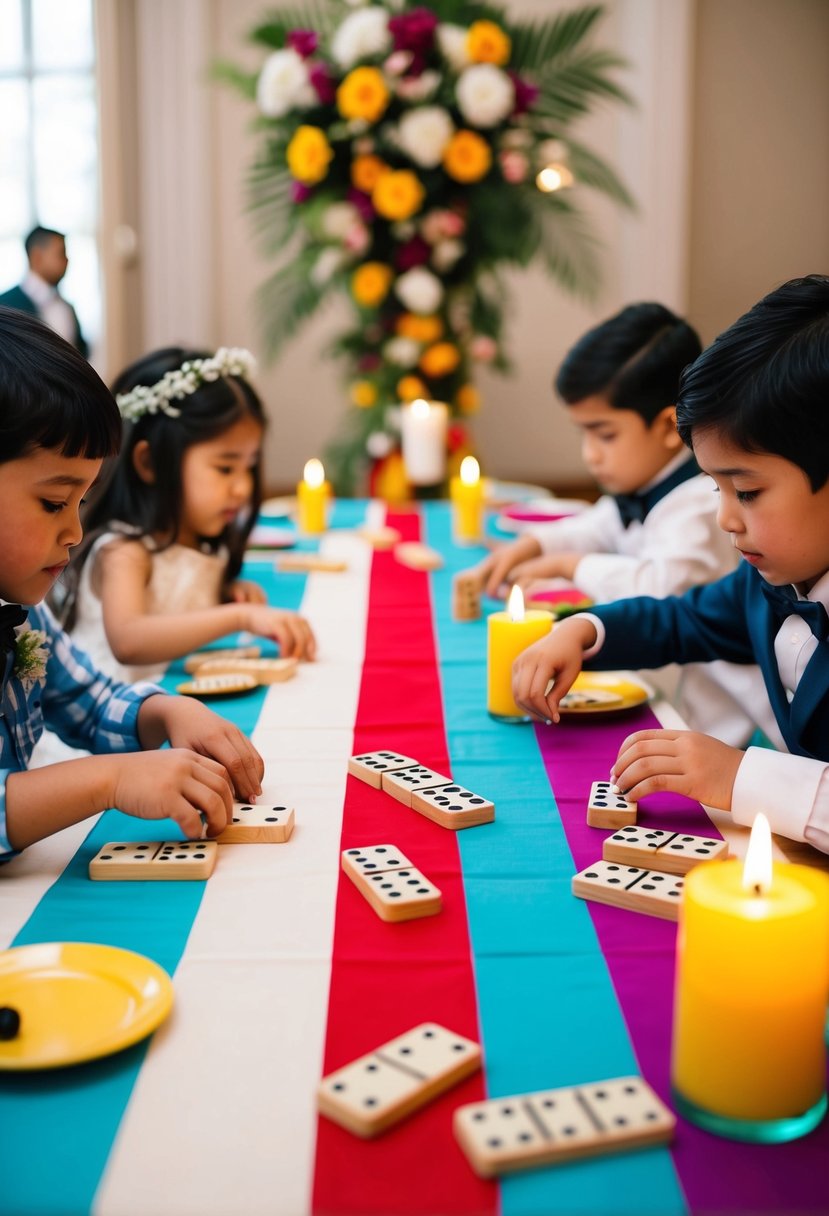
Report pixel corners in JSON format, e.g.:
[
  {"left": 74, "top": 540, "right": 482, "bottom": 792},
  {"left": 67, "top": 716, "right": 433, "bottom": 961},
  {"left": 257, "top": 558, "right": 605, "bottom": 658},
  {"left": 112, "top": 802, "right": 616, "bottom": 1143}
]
[
  {"left": 14, "top": 629, "right": 49, "bottom": 690},
  {"left": 221, "top": 1, "right": 631, "bottom": 493},
  {"left": 116, "top": 348, "right": 258, "bottom": 422}
]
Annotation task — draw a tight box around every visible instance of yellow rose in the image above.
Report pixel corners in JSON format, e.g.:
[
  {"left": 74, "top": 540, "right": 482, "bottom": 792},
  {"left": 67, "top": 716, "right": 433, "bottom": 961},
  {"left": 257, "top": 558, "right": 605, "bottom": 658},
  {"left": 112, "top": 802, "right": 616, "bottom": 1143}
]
[
  {"left": 456, "top": 384, "right": 481, "bottom": 414},
  {"left": 350, "top": 380, "right": 378, "bottom": 409},
  {"left": 372, "top": 170, "right": 425, "bottom": 221},
  {"left": 286, "top": 125, "right": 333, "bottom": 185},
  {"left": 397, "top": 375, "right": 428, "bottom": 402},
  {"left": 467, "top": 20, "right": 511, "bottom": 65},
  {"left": 351, "top": 154, "right": 389, "bottom": 194},
  {"left": 396, "top": 313, "right": 444, "bottom": 343},
  {"left": 443, "top": 130, "right": 492, "bottom": 183},
  {"left": 419, "top": 342, "right": 461, "bottom": 378},
  {"left": 337, "top": 67, "right": 390, "bottom": 124},
  {"left": 351, "top": 262, "right": 393, "bottom": 308}
]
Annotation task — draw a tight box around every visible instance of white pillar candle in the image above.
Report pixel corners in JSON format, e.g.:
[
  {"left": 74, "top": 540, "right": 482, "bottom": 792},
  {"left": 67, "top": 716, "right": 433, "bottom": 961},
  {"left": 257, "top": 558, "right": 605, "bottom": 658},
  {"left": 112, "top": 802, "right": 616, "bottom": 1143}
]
[{"left": 401, "top": 399, "right": 449, "bottom": 486}]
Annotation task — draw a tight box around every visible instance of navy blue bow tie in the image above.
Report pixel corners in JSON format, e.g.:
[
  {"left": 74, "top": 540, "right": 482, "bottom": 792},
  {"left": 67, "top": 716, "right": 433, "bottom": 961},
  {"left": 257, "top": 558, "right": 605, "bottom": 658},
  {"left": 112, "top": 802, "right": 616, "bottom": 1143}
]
[
  {"left": 761, "top": 582, "right": 829, "bottom": 641},
  {"left": 614, "top": 493, "right": 649, "bottom": 528},
  {"left": 0, "top": 604, "right": 26, "bottom": 660}
]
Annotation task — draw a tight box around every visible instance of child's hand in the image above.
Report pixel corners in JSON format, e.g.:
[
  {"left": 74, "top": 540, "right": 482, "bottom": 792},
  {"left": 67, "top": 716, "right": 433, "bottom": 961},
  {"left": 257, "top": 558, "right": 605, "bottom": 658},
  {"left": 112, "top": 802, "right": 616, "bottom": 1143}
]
[
  {"left": 241, "top": 605, "right": 317, "bottom": 659},
  {"left": 109, "top": 749, "right": 233, "bottom": 839},
  {"left": 478, "top": 535, "right": 542, "bottom": 599},
  {"left": 509, "top": 552, "right": 583, "bottom": 589},
  {"left": 138, "top": 695, "right": 264, "bottom": 802},
  {"left": 511, "top": 616, "right": 597, "bottom": 722},
  {"left": 611, "top": 729, "right": 743, "bottom": 811},
  {"left": 227, "top": 579, "right": 268, "bottom": 605}
]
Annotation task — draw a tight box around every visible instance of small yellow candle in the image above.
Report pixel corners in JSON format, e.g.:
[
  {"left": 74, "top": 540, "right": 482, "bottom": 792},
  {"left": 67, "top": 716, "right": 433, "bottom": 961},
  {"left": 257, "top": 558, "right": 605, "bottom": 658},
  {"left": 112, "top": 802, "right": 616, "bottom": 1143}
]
[
  {"left": 296, "top": 458, "right": 330, "bottom": 535},
  {"left": 450, "top": 456, "right": 485, "bottom": 543},
  {"left": 672, "top": 813, "right": 829, "bottom": 1136},
  {"left": 487, "top": 585, "right": 552, "bottom": 720}
]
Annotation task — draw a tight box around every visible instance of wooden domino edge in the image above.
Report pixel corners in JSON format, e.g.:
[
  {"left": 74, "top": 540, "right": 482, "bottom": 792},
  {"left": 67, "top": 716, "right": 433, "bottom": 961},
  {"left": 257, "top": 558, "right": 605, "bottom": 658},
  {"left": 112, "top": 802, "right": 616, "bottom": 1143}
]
[
  {"left": 571, "top": 868, "right": 681, "bottom": 922},
  {"left": 193, "top": 657, "right": 299, "bottom": 684},
  {"left": 89, "top": 841, "right": 218, "bottom": 881},
  {"left": 214, "top": 807, "right": 295, "bottom": 845},
  {"left": 343, "top": 863, "right": 443, "bottom": 923},
  {"left": 586, "top": 806, "right": 637, "bottom": 830},
  {"left": 276, "top": 555, "right": 347, "bottom": 573},
  {"left": 602, "top": 833, "right": 728, "bottom": 875},
  {"left": 184, "top": 646, "right": 261, "bottom": 673},
  {"left": 410, "top": 792, "right": 495, "bottom": 831},
  {"left": 176, "top": 675, "right": 258, "bottom": 696},
  {"left": 317, "top": 1041, "right": 482, "bottom": 1138},
  {"left": 394, "top": 543, "right": 444, "bottom": 572}
]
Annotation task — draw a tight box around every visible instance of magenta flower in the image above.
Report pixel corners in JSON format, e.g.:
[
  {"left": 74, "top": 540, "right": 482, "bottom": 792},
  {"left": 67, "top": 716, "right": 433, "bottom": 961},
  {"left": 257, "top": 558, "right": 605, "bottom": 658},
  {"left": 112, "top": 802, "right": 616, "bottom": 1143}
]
[
  {"left": 509, "top": 71, "right": 540, "bottom": 116},
  {"left": 396, "top": 236, "right": 431, "bottom": 272},
  {"left": 287, "top": 29, "right": 318, "bottom": 58},
  {"left": 291, "top": 181, "right": 313, "bottom": 204},
  {"left": 347, "top": 187, "right": 375, "bottom": 224},
  {"left": 358, "top": 352, "right": 382, "bottom": 373},
  {"left": 388, "top": 7, "right": 438, "bottom": 56},
  {"left": 309, "top": 61, "right": 337, "bottom": 105}
]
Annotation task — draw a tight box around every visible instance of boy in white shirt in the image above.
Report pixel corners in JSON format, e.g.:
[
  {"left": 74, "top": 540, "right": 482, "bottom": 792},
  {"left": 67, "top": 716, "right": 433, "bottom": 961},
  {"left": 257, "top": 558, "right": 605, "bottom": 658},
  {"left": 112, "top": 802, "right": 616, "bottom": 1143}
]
[
  {"left": 511, "top": 275, "right": 829, "bottom": 854},
  {"left": 478, "top": 303, "right": 775, "bottom": 748}
]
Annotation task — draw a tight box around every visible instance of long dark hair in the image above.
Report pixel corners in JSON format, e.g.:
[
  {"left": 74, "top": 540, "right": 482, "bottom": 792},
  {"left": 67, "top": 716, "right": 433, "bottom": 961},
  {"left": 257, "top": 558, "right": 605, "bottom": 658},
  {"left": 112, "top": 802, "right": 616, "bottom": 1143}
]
[{"left": 58, "top": 346, "right": 266, "bottom": 629}]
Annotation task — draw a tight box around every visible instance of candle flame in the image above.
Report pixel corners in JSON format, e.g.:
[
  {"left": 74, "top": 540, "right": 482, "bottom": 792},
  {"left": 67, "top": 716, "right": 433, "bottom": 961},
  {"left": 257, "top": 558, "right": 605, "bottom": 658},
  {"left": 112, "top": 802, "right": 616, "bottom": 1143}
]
[
  {"left": 742, "top": 812, "right": 773, "bottom": 895},
  {"left": 460, "top": 456, "right": 480, "bottom": 486},
  {"left": 303, "top": 458, "right": 325, "bottom": 489},
  {"left": 507, "top": 584, "right": 525, "bottom": 623},
  {"left": 411, "top": 398, "right": 430, "bottom": 419}
]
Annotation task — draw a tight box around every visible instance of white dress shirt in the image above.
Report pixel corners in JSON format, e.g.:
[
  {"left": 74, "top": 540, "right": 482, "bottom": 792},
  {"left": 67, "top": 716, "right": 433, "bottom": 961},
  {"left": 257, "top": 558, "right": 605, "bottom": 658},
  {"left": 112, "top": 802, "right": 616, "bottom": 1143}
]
[{"left": 21, "top": 270, "right": 77, "bottom": 346}]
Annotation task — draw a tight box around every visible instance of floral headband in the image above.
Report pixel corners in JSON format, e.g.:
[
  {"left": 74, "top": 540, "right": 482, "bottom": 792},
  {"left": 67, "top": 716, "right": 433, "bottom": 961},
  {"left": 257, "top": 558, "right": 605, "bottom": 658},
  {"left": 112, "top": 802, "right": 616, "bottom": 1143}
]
[{"left": 115, "top": 347, "right": 258, "bottom": 421}]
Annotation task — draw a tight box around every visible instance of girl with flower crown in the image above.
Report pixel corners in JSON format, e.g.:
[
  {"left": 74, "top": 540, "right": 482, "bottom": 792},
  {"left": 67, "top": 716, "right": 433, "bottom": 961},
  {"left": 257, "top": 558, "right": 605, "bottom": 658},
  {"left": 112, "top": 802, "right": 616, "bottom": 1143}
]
[{"left": 58, "top": 346, "right": 316, "bottom": 684}]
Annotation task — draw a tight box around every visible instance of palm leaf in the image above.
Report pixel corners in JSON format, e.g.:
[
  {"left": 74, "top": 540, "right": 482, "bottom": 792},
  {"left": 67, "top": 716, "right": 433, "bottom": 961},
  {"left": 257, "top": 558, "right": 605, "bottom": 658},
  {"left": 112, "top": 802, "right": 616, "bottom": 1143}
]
[
  {"left": 247, "top": 163, "right": 298, "bottom": 252},
  {"left": 211, "top": 60, "right": 258, "bottom": 101},
  {"left": 256, "top": 251, "right": 330, "bottom": 356},
  {"left": 509, "top": 5, "right": 605, "bottom": 74},
  {"left": 535, "top": 50, "right": 632, "bottom": 123},
  {"left": 526, "top": 190, "right": 603, "bottom": 301},
  {"left": 565, "top": 138, "right": 635, "bottom": 208}
]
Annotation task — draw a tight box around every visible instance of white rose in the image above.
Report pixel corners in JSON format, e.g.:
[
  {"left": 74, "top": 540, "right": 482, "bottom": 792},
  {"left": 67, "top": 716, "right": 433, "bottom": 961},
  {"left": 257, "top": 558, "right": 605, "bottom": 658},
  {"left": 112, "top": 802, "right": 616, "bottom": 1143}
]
[
  {"left": 395, "top": 267, "right": 444, "bottom": 314},
  {"left": 397, "top": 106, "right": 454, "bottom": 169},
  {"left": 256, "top": 49, "right": 315, "bottom": 118},
  {"left": 322, "top": 202, "right": 361, "bottom": 241},
  {"left": 456, "top": 63, "right": 515, "bottom": 128},
  {"left": 383, "top": 336, "right": 421, "bottom": 367},
  {"left": 436, "top": 23, "right": 469, "bottom": 71},
  {"left": 330, "top": 7, "right": 391, "bottom": 69},
  {"left": 431, "top": 238, "right": 464, "bottom": 273},
  {"left": 366, "top": 430, "right": 395, "bottom": 458}
]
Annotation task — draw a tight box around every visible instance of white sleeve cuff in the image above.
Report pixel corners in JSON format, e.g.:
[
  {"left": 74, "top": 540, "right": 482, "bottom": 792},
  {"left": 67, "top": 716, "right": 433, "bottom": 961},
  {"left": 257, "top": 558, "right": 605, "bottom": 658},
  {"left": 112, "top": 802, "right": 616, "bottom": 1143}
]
[
  {"left": 576, "top": 613, "right": 605, "bottom": 660},
  {"left": 730, "top": 747, "right": 827, "bottom": 844}
]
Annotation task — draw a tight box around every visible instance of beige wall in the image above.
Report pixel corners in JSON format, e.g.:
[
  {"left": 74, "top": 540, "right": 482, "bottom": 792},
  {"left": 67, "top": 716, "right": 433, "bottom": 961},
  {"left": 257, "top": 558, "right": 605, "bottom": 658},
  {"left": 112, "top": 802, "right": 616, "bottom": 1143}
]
[
  {"left": 688, "top": 0, "right": 829, "bottom": 345},
  {"left": 101, "top": 0, "right": 829, "bottom": 493}
]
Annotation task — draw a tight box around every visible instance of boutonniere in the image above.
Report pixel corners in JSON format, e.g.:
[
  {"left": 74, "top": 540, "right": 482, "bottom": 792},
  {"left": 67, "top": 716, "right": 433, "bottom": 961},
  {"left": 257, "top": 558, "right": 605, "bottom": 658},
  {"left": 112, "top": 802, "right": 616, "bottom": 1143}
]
[{"left": 14, "top": 628, "right": 50, "bottom": 690}]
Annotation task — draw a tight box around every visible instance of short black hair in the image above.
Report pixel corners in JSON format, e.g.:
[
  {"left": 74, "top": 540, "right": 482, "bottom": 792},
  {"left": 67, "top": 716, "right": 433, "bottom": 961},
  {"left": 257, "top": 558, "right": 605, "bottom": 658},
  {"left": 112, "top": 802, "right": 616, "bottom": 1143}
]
[
  {"left": 0, "top": 306, "right": 120, "bottom": 463},
  {"left": 25, "top": 225, "right": 65, "bottom": 257},
  {"left": 676, "top": 274, "right": 829, "bottom": 491},
  {"left": 555, "top": 302, "right": 702, "bottom": 425}
]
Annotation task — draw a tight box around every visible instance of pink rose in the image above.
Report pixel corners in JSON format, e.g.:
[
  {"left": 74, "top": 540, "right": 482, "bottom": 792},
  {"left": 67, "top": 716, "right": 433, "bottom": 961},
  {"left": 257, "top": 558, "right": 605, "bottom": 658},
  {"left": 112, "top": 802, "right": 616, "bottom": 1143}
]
[
  {"left": 499, "top": 149, "right": 529, "bottom": 184},
  {"left": 470, "top": 335, "right": 498, "bottom": 363}
]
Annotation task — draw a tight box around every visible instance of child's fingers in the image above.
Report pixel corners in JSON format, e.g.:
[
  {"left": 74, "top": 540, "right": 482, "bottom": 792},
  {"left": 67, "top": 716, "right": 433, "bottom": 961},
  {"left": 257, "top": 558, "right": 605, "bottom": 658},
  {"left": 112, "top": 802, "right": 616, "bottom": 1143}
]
[
  {"left": 179, "top": 774, "right": 232, "bottom": 837},
  {"left": 611, "top": 729, "right": 681, "bottom": 781},
  {"left": 197, "top": 727, "right": 264, "bottom": 801}
]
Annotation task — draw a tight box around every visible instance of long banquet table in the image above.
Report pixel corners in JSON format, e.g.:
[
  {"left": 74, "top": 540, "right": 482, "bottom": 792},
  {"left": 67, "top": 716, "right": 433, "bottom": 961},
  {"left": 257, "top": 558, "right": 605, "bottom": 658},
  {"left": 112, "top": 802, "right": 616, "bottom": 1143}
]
[{"left": 1, "top": 500, "right": 827, "bottom": 1216}]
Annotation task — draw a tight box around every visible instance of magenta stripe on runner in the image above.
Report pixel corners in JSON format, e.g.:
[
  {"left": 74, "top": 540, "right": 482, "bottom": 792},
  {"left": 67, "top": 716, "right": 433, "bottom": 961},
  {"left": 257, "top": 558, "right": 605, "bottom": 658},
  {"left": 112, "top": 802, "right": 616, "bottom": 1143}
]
[{"left": 535, "top": 704, "right": 829, "bottom": 1214}]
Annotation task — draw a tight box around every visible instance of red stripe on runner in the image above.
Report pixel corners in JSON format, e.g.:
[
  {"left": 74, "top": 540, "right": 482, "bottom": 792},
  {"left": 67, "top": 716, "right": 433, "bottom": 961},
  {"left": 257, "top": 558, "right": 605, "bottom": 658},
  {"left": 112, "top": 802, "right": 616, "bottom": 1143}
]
[{"left": 312, "top": 509, "right": 495, "bottom": 1216}]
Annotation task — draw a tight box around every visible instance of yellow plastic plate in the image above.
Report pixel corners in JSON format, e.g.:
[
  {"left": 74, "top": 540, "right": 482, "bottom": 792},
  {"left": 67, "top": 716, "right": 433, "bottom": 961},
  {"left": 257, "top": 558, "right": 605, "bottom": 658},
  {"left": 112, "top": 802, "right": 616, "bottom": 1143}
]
[
  {"left": 558, "top": 672, "right": 653, "bottom": 716},
  {"left": 0, "top": 942, "right": 174, "bottom": 1070}
]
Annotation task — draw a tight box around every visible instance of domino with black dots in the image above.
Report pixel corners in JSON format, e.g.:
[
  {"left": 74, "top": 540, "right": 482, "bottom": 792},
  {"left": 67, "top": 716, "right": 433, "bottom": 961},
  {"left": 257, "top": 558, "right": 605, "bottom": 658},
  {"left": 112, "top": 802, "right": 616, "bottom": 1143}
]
[
  {"left": 215, "top": 801, "right": 295, "bottom": 844},
  {"left": 587, "top": 780, "right": 637, "bottom": 829},
  {"left": 603, "top": 825, "right": 728, "bottom": 874},
  {"left": 89, "top": 840, "right": 217, "bottom": 880},
  {"left": 571, "top": 859, "right": 684, "bottom": 921},
  {"left": 341, "top": 844, "right": 442, "bottom": 922}
]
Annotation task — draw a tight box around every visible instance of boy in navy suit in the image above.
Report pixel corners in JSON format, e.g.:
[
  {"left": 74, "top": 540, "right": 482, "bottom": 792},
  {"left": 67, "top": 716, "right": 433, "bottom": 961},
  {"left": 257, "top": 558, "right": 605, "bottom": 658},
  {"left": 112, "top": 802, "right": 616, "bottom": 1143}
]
[{"left": 512, "top": 274, "right": 829, "bottom": 853}]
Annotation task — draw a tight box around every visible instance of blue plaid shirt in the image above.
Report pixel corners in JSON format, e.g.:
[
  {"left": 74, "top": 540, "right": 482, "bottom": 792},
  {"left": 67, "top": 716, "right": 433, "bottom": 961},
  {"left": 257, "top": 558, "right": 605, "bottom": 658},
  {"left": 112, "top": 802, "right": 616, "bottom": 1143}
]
[{"left": 1, "top": 602, "right": 163, "bottom": 860}]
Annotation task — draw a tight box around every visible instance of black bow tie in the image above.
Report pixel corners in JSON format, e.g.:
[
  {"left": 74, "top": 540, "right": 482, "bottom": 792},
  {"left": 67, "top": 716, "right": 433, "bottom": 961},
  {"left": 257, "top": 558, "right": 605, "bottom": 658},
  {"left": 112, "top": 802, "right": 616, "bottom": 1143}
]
[
  {"left": 614, "top": 493, "right": 649, "bottom": 528},
  {"left": 761, "top": 582, "right": 829, "bottom": 641}
]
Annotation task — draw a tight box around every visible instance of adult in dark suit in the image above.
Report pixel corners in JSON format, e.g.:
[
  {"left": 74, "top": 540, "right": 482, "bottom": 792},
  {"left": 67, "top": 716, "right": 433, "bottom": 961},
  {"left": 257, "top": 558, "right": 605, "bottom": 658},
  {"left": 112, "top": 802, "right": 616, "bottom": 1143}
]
[
  {"left": 0, "top": 226, "right": 89, "bottom": 358},
  {"left": 511, "top": 274, "right": 829, "bottom": 855}
]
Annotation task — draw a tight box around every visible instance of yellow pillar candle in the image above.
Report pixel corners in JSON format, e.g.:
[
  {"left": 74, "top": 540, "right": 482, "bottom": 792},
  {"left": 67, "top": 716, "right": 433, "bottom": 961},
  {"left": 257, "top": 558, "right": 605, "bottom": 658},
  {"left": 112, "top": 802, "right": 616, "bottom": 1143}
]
[
  {"left": 487, "top": 585, "right": 552, "bottom": 720},
  {"left": 450, "top": 456, "right": 485, "bottom": 543},
  {"left": 672, "top": 813, "right": 829, "bottom": 1141},
  {"left": 296, "top": 458, "right": 330, "bottom": 535}
]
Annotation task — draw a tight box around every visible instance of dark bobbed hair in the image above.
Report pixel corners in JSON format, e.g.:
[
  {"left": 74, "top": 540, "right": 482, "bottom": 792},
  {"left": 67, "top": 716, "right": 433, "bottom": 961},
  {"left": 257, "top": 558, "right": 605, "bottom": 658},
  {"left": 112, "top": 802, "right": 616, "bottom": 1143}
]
[
  {"left": 676, "top": 274, "right": 829, "bottom": 492},
  {"left": 58, "top": 346, "right": 266, "bottom": 629},
  {"left": 0, "top": 305, "right": 120, "bottom": 463},
  {"left": 25, "top": 225, "right": 65, "bottom": 257},
  {"left": 555, "top": 302, "right": 703, "bottom": 425}
]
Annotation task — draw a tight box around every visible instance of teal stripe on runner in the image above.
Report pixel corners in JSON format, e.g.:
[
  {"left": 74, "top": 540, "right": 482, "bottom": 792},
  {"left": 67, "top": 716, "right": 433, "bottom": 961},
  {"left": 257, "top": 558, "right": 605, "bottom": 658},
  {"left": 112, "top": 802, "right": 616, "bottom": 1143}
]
[
  {"left": 423, "top": 503, "right": 686, "bottom": 1216},
  {"left": 0, "top": 504, "right": 365, "bottom": 1215}
]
